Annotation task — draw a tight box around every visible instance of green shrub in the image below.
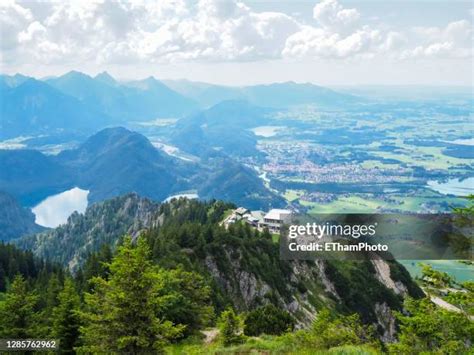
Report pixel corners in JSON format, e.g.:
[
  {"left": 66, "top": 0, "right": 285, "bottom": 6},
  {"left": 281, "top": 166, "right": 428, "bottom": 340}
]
[
  {"left": 243, "top": 304, "right": 294, "bottom": 336},
  {"left": 289, "top": 309, "right": 380, "bottom": 351}
]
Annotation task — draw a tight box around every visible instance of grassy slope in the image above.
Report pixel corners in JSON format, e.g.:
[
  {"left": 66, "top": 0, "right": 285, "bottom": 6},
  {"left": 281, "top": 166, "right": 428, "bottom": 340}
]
[{"left": 166, "top": 335, "right": 379, "bottom": 354}]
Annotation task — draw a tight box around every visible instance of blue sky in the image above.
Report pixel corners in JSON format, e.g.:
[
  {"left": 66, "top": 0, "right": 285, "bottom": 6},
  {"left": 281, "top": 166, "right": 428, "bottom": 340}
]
[{"left": 1, "top": 0, "right": 472, "bottom": 85}]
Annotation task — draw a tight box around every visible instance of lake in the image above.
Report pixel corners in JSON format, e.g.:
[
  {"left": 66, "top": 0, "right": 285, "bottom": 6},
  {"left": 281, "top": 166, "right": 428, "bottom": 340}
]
[
  {"left": 399, "top": 260, "right": 473, "bottom": 283},
  {"left": 447, "top": 138, "right": 474, "bottom": 146},
  {"left": 32, "top": 187, "right": 89, "bottom": 228},
  {"left": 427, "top": 177, "right": 474, "bottom": 196},
  {"left": 250, "top": 126, "right": 286, "bottom": 137}
]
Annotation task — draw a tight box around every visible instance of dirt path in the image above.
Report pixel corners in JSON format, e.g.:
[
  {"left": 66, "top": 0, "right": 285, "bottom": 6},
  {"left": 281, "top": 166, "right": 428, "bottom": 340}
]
[
  {"left": 430, "top": 295, "right": 463, "bottom": 313},
  {"left": 422, "top": 288, "right": 474, "bottom": 321}
]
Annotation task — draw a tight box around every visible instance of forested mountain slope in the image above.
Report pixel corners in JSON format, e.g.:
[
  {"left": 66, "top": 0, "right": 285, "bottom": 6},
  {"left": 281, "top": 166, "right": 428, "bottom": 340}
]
[
  {"left": 17, "top": 193, "right": 159, "bottom": 270},
  {"left": 0, "top": 191, "right": 45, "bottom": 241},
  {"left": 16, "top": 195, "right": 422, "bottom": 338},
  {"left": 56, "top": 127, "right": 191, "bottom": 203},
  {"left": 172, "top": 100, "right": 271, "bottom": 158}
]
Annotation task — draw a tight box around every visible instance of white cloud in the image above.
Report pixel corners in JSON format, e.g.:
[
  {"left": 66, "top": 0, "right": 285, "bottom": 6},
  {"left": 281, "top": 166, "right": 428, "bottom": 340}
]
[
  {"left": 0, "top": 0, "right": 472, "bottom": 67},
  {"left": 402, "top": 20, "right": 472, "bottom": 59},
  {"left": 445, "top": 20, "right": 472, "bottom": 46},
  {"left": 0, "top": 0, "right": 33, "bottom": 51},
  {"left": 18, "top": 21, "right": 46, "bottom": 43},
  {"left": 313, "top": 0, "right": 360, "bottom": 32},
  {"left": 283, "top": 26, "right": 379, "bottom": 58},
  {"left": 130, "top": 0, "right": 300, "bottom": 62},
  {"left": 284, "top": 1, "right": 380, "bottom": 59},
  {"left": 382, "top": 31, "right": 407, "bottom": 51}
]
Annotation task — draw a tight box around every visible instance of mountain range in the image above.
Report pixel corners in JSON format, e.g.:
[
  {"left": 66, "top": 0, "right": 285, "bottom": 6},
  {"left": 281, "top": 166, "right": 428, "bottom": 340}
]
[
  {"left": 163, "top": 79, "right": 359, "bottom": 108},
  {"left": 0, "top": 77, "right": 110, "bottom": 139},
  {"left": 0, "top": 126, "right": 282, "bottom": 213},
  {"left": 45, "top": 71, "right": 198, "bottom": 121},
  {"left": 0, "top": 70, "right": 358, "bottom": 235},
  {"left": 0, "top": 71, "right": 358, "bottom": 140}
]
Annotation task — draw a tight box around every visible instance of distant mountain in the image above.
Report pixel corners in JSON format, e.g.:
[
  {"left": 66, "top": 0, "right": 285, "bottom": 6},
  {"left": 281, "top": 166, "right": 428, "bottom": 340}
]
[
  {"left": 243, "top": 81, "right": 358, "bottom": 108},
  {"left": 164, "top": 80, "right": 358, "bottom": 108},
  {"left": 195, "top": 158, "right": 285, "bottom": 210},
  {"left": 56, "top": 127, "right": 191, "bottom": 203},
  {"left": 173, "top": 100, "right": 271, "bottom": 157},
  {"left": 0, "top": 73, "right": 31, "bottom": 88},
  {"left": 46, "top": 71, "right": 198, "bottom": 120},
  {"left": 1, "top": 72, "right": 358, "bottom": 141},
  {"left": 0, "top": 71, "right": 199, "bottom": 139},
  {"left": 120, "top": 76, "right": 199, "bottom": 119},
  {"left": 179, "top": 100, "right": 272, "bottom": 128},
  {"left": 45, "top": 71, "right": 130, "bottom": 120},
  {"left": 0, "top": 149, "right": 74, "bottom": 206},
  {"left": 94, "top": 71, "right": 117, "bottom": 86},
  {"left": 163, "top": 79, "right": 244, "bottom": 108},
  {"left": 0, "top": 191, "right": 45, "bottom": 241},
  {"left": 0, "top": 78, "right": 111, "bottom": 139}
]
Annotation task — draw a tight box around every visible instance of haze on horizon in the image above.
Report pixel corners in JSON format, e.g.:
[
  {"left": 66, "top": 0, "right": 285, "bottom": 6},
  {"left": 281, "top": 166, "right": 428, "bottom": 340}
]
[{"left": 1, "top": 0, "right": 472, "bottom": 86}]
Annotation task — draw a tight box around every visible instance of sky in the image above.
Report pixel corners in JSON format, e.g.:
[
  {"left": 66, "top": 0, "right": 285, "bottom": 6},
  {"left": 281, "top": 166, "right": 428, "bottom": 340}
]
[{"left": 1, "top": 0, "right": 472, "bottom": 86}]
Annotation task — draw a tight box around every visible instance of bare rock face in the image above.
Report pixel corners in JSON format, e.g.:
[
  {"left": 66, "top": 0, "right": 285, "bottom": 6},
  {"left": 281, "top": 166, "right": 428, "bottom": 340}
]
[
  {"left": 204, "top": 251, "right": 416, "bottom": 339},
  {"left": 313, "top": 260, "right": 340, "bottom": 299},
  {"left": 238, "top": 271, "right": 271, "bottom": 302},
  {"left": 370, "top": 259, "right": 426, "bottom": 341},
  {"left": 205, "top": 253, "right": 275, "bottom": 309},
  {"left": 204, "top": 252, "right": 337, "bottom": 327},
  {"left": 374, "top": 302, "right": 397, "bottom": 342},
  {"left": 372, "top": 259, "right": 408, "bottom": 296},
  {"left": 204, "top": 253, "right": 318, "bottom": 325}
]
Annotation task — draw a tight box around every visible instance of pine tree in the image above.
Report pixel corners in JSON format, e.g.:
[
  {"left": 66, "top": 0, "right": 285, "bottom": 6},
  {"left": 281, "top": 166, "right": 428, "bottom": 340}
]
[
  {"left": 79, "top": 237, "right": 184, "bottom": 353},
  {"left": 155, "top": 267, "right": 213, "bottom": 336},
  {"left": 0, "top": 264, "right": 6, "bottom": 292},
  {"left": 0, "top": 275, "right": 39, "bottom": 338},
  {"left": 52, "top": 278, "right": 81, "bottom": 354},
  {"left": 32, "top": 273, "right": 63, "bottom": 338},
  {"left": 44, "top": 274, "right": 62, "bottom": 311},
  {"left": 389, "top": 297, "right": 474, "bottom": 354},
  {"left": 218, "top": 308, "right": 243, "bottom": 346}
]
